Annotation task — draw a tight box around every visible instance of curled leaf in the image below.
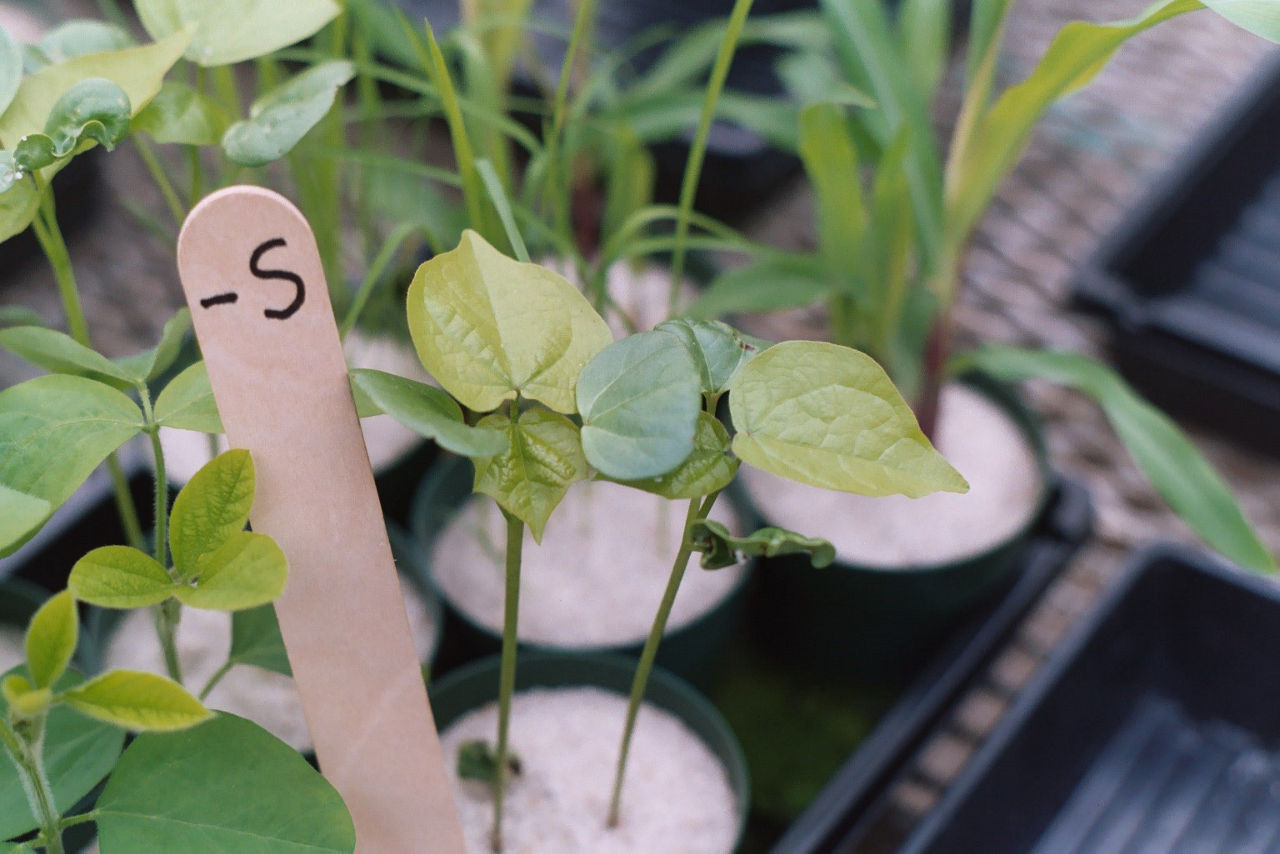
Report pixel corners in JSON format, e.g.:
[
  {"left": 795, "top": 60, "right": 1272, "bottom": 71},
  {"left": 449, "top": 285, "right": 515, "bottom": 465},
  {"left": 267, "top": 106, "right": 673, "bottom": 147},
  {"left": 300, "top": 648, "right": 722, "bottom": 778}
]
[
  {"left": 16, "top": 77, "right": 132, "bottom": 172},
  {"left": 689, "top": 519, "right": 835, "bottom": 570}
]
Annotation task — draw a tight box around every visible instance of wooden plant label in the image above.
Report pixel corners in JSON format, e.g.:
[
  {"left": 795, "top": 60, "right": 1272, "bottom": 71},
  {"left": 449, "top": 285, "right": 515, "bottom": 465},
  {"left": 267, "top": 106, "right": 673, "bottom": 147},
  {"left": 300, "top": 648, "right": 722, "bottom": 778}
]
[{"left": 177, "top": 186, "right": 464, "bottom": 853}]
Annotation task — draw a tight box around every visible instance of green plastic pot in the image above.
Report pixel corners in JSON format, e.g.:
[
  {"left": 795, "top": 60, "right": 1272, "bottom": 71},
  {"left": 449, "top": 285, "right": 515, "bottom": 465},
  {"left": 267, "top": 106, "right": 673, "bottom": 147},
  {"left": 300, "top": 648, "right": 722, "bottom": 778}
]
[
  {"left": 429, "top": 650, "right": 750, "bottom": 851},
  {"left": 739, "top": 373, "right": 1054, "bottom": 684},
  {"left": 408, "top": 455, "right": 750, "bottom": 688}
]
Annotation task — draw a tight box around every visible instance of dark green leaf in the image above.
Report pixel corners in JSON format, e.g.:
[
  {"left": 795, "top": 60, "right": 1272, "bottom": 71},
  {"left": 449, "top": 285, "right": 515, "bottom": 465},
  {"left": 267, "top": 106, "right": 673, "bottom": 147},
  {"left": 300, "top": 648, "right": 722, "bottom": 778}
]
[
  {"left": 689, "top": 519, "right": 835, "bottom": 569},
  {"left": 0, "top": 325, "right": 137, "bottom": 388},
  {"left": 0, "top": 484, "right": 48, "bottom": 553},
  {"left": 41, "top": 77, "right": 131, "bottom": 155},
  {"left": 96, "top": 713, "right": 355, "bottom": 851},
  {"left": 229, "top": 605, "right": 291, "bottom": 677},
  {"left": 350, "top": 369, "right": 507, "bottom": 458},
  {"left": 0, "top": 306, "right": 45, "bottom": 328},
  {"left": 457, "top": 739, "right": 520, "bottom": 784},
  {"left": 967, "top": 345, "right": 1277, "bottom": 573}
]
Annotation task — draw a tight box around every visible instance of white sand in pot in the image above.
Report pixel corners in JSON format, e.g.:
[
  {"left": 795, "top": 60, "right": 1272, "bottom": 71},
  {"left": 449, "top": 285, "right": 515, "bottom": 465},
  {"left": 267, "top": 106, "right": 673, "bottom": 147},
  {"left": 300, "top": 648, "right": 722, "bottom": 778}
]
[
  {"left": 103, "top": 577, "right": 437, "bottom": 751},
  {"left": 432, "top": 481, "right": 745, "bottom": 648},
  {"left": 741, "top": 384, "right": 1044, "bottom": 567},
  {"left": 441, "top": 687, "right": 738, "bottom": 853}
]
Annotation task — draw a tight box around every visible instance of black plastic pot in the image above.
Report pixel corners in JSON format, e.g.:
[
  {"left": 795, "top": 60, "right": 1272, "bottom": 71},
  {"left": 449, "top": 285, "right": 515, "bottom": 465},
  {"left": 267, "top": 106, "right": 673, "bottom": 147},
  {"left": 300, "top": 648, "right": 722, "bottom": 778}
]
[
  {"left": 429, "top": 650, "right": 751, "bottom": 850},
  {"left": 898, "top": 543, "right": 1280, "bottom": 854},
  {"left": 1074, "top": 53, "right": 1280, "bottom": 456},
  {"left": 408, "top": 453, "right": 750, "bottom": 688},
  {"left": 740, "top": 374, "right": 1053, "bottom": 683}
]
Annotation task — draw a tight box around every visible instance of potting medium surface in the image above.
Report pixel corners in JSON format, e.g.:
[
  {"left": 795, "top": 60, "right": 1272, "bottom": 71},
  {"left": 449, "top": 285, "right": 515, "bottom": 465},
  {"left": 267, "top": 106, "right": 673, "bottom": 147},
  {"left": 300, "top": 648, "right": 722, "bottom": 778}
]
[
  {"left": 440, "top": 686, "right": 738, "bottom": 853},
  {"left": 103, "top": 577, "right": 437, "bottom": 752},
  {"left": 741, "top": 384, "right": 1043, "bottom": 566},
  {"left": 432, "top": 480, "right": 744, "bottom": 647}
]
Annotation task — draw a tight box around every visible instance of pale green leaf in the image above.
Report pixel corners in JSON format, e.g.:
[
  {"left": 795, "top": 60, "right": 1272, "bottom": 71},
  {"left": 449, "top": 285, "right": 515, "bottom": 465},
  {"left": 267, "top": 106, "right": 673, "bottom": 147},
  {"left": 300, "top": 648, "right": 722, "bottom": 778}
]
[
  {"left": 350, "top": 368, "right": 508, "bottom": 458},
  {"left": 967, "top": 345, "right": 1277, "bottom": 573},
  {"left": 168, "top": 449, "right": 254, "bottom": 576},
  {"left": 153, "top": 360, "right": 222, "bottom": 432},
  {"left": 897, "top": 0, "right": 951, "bottom": 104},
  {"left": 657, "top": 318, "right": 765, "bottom": 394},
  {"left": 615, "top": 411, "right": 739, "bottom": 500},
  {"left": 729, "top": 340, "right": 967, "bottom": 497},
  {"left": 136, "top": 0, "right": 340, "bottom": 66},
  {"left": 25, "top": 591, "right": 77, "bottom": 689},
  {"left": 175, "top": 531, "right": 288, "bottom": 610},
  {"left": 0, "top": 305, "right": 45, "bottom": 327},
  {"left": 96, "top": 713, "right": 354, "bottom": 851},
  {"left": 0, "top": 176, "right": 37, "bottom": 242},
  {"left": 947, "top": 0, "right": 1199, "bottom": 243},
  {"left": 0, "top": 669, "right": 124, "bottom": 841},
  {"left": 689, "top": 518, "right": 835, "bottom": 569},
  {"left": 29, "top": 20, "right": 135, "bottom": 70},
  {"left": 229, "top": 605, "right": 291, "bottom": 676},
  {"left": 0, "top": 484, "right": 48, "bottom": 552},
  {"left": 112, "top": 307, "right": 191, "bottom": 382},
  {"left": 473, "top": 408, "right": 588, "bottom": 541},
  {"left": 688, "top": 253, "right": 830, "bottom": 319},
  {"left": 407, "top": 230, "right": 612, "bottom": 414},
  {"left": 1201, "top": 0, "right": 1280, "bottom": 40},
  {"left": 0, "top": 375, "right": 143, "bottom": 552},
  {"left": 69, "top": 545, "right": 175, "bottom": 608},
  {"left": 800, "top": 101, "right": 866, "bottom": 289},
  {"left": 132, "top": 81, "right": 229, "bottom": 146},
  {"left": 0, "top": 27, "right": 20, "bottom": 117},
  {"left": 222, "top": 60, "right": 355, "bottom": 167},
  {"left": 0, "top": 325, "right": 137, "bottom": 387},
  {"left": 61, "top": 670, "right": 211, "bottom": 731},
  {"left": 577, "top": 330, "right": 702, "bottom": 480}
]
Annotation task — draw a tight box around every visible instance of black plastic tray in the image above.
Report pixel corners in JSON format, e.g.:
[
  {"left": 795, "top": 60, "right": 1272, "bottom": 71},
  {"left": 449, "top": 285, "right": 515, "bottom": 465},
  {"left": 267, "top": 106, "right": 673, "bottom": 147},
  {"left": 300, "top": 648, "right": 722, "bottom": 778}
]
[
  {"left": 767, "top": 475, "right": 1093, "bottom": 853},
  {"left": 1074, "top": 51, "right": 1280, "bottom": 455},
  {"left": 897, "top": 543, "right": 1280, "bottom": 854}
]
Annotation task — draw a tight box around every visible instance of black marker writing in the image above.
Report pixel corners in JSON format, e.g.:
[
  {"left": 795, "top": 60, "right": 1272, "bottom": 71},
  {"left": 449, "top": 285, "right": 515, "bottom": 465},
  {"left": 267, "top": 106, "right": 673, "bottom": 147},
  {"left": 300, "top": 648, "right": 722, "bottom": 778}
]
[
  {"left": 250, "top": 237, "right": 305, "bottom": 320},
  {"left": 200, "top": 292, "right": 238, "bottom": 309}
]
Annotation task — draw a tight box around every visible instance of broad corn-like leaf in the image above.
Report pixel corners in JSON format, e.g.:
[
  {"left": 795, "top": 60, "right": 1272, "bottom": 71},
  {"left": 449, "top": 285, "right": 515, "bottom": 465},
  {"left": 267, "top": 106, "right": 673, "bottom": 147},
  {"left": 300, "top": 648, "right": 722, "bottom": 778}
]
[
  {"left": 473, "top": 408, "right": 588, "bottom": 541},
  {"left": 25, "top": 591, "right": 77, "bottom": 689},
  {"left": 967, "top": 345, "right": 1277, "bottom": 573},
  {"left": 0, "top": 484, "right": 49, "bottom": 553},
  {"left": 175, "top": 531, "right": 288, "bottom": 610},
  {"left": 799, "top": 101, "right": 866, "bottom": 290},
  {"left": 688, "top": 253, "right": 830, "bottom": 319},
  {"left": 350, "top": 368, "right": 508, "bottom": 458},
  {"left": 577, "top": 330, "right": 702, "bottom": 480},
  {"left": 222, "top": 60, "right": 355, "bottom": 167},
  {"left": 70, "top": 546, "right": 175, "bottom": 608},
  {"left": 154, "top": 360, "right": 223, "bottom": 432},
  {"left": 61, "top": 670, "right": 211, "bottom": 731},
  {"left": 407, "top": 230, "right": 612, "bottom": 414},
  {"left": 96, "top": 714, "right": 354, "bottom": 851},
  {"left": 136, "top": 0, "right": 340, "bottom": 66},
  {"left": 0, "top": 325, "right": 137, "bottom": 387},
  {"left": 729, "top": 341, "right": 967, "bottom": 497},
  {"left": 168, "top": 449, "right": 254, "bottom": 577},
  {"left": 616, "top": 412, "right": 739, "bottom": 500},
  {"left": 897, "top": 0, "right": 951, "bottom": 105}
]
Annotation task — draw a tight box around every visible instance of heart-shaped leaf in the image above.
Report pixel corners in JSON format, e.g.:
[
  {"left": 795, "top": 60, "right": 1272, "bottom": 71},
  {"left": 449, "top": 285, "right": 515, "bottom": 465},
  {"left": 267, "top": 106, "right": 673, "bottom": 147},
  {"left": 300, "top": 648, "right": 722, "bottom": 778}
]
[
  {"left": 688, "top": 518, "right": 835, "bottom": 569},
  {"left": 0, "top": 375, "right": 144, "bottom": 554},
  {"left": 136, "top": 0, "right": 340, "bottom": 66},
  {"left": 169, "top": 449, "right": 254, "bottom": 576},
  {"left": 728, "top": 340, "right": 967, "bottom": 497},
  {"left": 351, "top": 368, "right": 508, "bottom": 458},
  {"left": 473, "top": 408, "right": 588, "bottom": 541},
  {"left": 407, "top": 230, "right": 613, "bottom": 414},
  {"left": 95, "top": 713, "right": 354, "bottom": 851},
  {"left": 61, "top": 670, "right": 210, "bottom": 731},
  {"left": 154, "top": 360, "right": 222, "bottom": 432},
  {"left": 0, "top": 484, "right": 49, "bottom": 553},
  {"left": 657, "top": 318, "right": 765, "bottom": 394},
  {"left": 70, "top": 545, "right": 175, "bottom": 609},
  {"left": 25, "top": 591, "right": 77, "bottom": 689},
  {"left": 0, "top": 324, "right": 137, "bottom": 388},
  {"left": 614, "top": 411, "right": 738, "bottom": 499},
  {"left": 0, "top": 669, "right": 124, "bottom": 841},
  {"left": 175, "top": 531, "right": 288, "bottom": 611},
  {"left": 222, "top": 60, "right": 355, "bottom": 167},
  {"left": 132, "top": 81, "right": 229, "bottom": 146},
  {"left": 578, "top": 330, "right": 702, "bottom": 480}
]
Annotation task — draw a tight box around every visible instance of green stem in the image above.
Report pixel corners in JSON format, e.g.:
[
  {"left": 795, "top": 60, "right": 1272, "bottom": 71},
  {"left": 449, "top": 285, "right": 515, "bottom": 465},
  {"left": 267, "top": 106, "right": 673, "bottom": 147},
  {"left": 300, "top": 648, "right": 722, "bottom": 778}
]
[
  {"left": 607, "top": 492, "right": 717, "bottom": 826},
  {"left": 492, "top": 508, "right": 523, "bottom": 853},
  {"left": 141, "top": 391, "right": 182, "bottom": 683},
  {"left": 133, "top": 137, "right": 188, "bottom": 227},
  {"left": 667, "top": 0, "right": 755, "bottom": 316},
  {"left": 105, "top": 455, "right": 146, "bottom": 552},
  {"left": 58, "top": 811, "right": 98, "bottom": 830},
  {"left": 156, "top": 599, "right": 183, "bottom": 685},
  {"left": 199, "top": 661, "right": 233, "bottom": 702},
  {"left": 0, "top": 718, "right": 65, "bottom": 854}
]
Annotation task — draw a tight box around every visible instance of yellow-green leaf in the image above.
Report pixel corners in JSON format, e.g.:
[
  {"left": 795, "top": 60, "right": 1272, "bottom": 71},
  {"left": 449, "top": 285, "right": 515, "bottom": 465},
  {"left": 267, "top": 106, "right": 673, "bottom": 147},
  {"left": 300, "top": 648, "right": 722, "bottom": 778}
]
[
  {"left": 407, "top": 230, "right": 613, "bottom": 414},
  {"left": 135, "top": 0, "right": 339, "bottom": 67},
  {"left": 728, "top": 340, "right": 967, "bottom": 497},
  {"left": 25, "top": 591, "right": 77, "bottom": 689},
  {"left": 175, "top": 531, "right": 287, "bottom": 610},
  {"left": 169, "top": 449, "right": 254, "bottom": 577},
  {"left": 70, "top": 546, "right": 175, "bottom": 608},
  {"left": 61, "top": 670, "right": 211, "bottom": 731},
  {"left": 473, "top": 408, "right": 588, "bottom": 541}
]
